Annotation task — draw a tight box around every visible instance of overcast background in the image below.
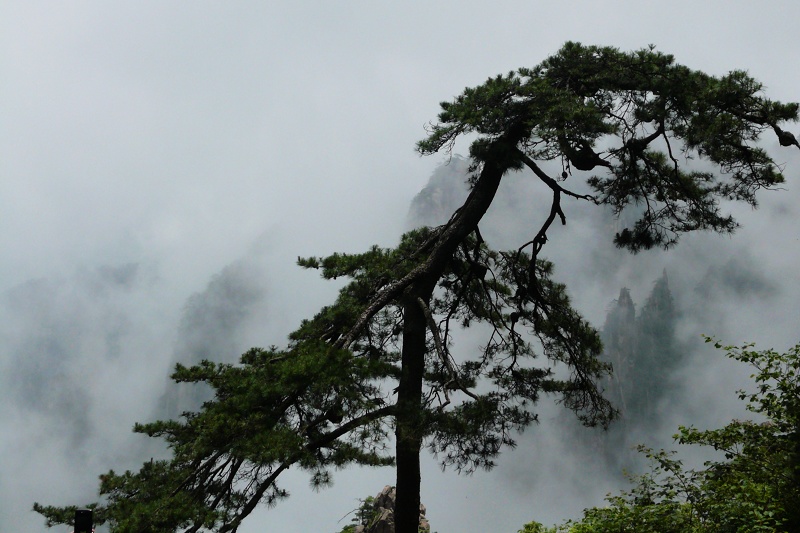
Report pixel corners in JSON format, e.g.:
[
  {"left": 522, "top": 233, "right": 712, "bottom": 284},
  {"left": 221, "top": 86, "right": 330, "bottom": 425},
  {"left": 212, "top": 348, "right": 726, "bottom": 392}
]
[{"left": 2, "top": 2, "right": 800, "bottom": 532}]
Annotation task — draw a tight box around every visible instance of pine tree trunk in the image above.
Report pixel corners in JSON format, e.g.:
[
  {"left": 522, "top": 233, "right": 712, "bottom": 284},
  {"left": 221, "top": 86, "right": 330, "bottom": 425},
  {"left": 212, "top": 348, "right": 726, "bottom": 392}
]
[
  {"left": 394, "top": 294, "right": 428, "bottom": 533},
  {"left": 393, "top": 142, "right": 514, "bottom": 533}
]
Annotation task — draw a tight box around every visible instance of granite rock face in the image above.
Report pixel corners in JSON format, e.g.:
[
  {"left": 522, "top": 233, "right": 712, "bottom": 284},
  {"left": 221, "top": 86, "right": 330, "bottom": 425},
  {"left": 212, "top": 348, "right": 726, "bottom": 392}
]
[{"left": 353, "top": 486, "right": 429, "bottom": 533}]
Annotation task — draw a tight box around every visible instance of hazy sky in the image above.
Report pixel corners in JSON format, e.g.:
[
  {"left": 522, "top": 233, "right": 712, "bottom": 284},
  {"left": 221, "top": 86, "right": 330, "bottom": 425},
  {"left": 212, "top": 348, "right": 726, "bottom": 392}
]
[{"left": 2, "top": 2, "right": 800, "bottom": 532}]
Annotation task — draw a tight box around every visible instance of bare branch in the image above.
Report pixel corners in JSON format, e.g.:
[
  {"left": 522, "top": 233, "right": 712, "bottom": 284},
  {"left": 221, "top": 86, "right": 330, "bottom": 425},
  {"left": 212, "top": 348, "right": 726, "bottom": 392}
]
[{"left": 416, "top": 296, "right": 479, "bottom": 401}]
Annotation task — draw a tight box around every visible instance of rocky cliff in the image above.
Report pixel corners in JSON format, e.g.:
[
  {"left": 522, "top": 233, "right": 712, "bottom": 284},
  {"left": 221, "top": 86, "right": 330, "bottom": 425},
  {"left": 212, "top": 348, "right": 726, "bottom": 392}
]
[{"left": 351, "top": 486, "right": 430, "bottom": 533}]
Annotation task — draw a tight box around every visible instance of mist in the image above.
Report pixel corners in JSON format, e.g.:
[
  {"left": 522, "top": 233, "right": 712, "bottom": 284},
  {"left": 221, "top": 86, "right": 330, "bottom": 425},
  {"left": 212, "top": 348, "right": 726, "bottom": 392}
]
[
  {"left": 2, "top": 3, "right": 800, "bottom": 532},
  {"left": 399, "top": 145, "right": 800, "bottom": 530}
]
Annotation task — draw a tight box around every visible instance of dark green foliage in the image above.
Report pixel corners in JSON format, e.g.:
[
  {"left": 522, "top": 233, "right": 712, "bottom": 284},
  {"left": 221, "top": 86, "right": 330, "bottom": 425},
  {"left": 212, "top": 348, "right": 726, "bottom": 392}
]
[
  {"left": 531, "top": 341, "right": 800, "bottom": 532},
  {"left": 35, "top": 43, "right": 798, "bottom": 532},
  {"left": 419, "top": 42, "right": 798, "bottom": 252},
  {"left": 336, "top": 496, "right": 376, "bottom": 533},
  {"left": 518, "top": 523, "right": 558, "bottom": 533},
  {"left": 35, "top": 341, "right": 397, "bottom": 532}
]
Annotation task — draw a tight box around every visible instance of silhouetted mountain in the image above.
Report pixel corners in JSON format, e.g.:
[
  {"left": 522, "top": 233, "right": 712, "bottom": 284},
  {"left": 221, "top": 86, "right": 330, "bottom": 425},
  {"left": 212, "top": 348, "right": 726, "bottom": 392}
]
[
  {"left": 157, "top": 259, "right": 266, "bottom": 419},
  {"left": 406, "top": 156, "right": 471, "bottom": 229}
]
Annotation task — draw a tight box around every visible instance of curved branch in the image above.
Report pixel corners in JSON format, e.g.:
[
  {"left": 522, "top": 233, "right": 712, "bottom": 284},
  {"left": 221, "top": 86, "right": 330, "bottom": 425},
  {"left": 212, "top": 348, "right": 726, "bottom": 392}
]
[
  {"left": 517, "top": 153, "right": 566, "bottom": 286},
  {"left": 518, "top": 151, "right": 598, "bottom": 203},
  {"left": 338, "top": 142, "right": 519, "bottom": 350},
  {"left": 218, "top": 462, "right": 289, "bottom": 533},
  {"left": 416, "top": 296, "right": 479, "bottom": 401},
  {"left": 216, "top": 404, "right": 397, "bottom": 532}
]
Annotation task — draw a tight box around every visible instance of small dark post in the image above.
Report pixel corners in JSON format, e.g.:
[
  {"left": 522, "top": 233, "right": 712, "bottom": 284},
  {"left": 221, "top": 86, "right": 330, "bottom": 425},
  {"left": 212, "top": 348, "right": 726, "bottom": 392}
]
[{"left": 74, "top": 509, "right": 93, "bottom": 533}]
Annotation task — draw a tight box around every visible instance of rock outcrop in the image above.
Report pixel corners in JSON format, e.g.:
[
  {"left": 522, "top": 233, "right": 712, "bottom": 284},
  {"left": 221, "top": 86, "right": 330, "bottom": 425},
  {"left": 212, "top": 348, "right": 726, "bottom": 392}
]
[{"left": 353, "top": 486, "right": 429, "bottom": 533}]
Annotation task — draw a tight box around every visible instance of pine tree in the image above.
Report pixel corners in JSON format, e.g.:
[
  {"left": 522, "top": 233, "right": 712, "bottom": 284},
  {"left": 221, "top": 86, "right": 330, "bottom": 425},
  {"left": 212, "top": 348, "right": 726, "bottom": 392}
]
[{"left": 35, "top": 42, "right": 799, "bottom": 533}]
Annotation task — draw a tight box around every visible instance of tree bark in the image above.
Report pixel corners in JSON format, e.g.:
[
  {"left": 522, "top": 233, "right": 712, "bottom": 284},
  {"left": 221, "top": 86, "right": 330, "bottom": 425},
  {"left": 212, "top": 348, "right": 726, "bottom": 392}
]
[
  {"left": 392, "top": 150, "right": 513, "bottom": 533},
  {"left": 394, "top": 292, "right": 428, "bottom": 533}
]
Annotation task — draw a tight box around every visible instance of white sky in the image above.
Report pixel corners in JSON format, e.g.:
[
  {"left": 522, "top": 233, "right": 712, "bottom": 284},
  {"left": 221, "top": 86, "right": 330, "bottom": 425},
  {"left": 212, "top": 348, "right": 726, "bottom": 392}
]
[{"left": 2, "top": 2, "right": 799, "bottom": 532}]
